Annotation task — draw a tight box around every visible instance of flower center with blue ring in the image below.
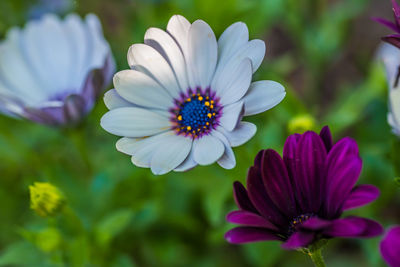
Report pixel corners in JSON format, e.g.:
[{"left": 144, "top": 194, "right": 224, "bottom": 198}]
[{"left": 170, "top": 91, "right": 220, "bottom": 138}]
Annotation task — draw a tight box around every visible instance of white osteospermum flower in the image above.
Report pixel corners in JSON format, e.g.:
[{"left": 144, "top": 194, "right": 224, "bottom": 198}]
[
  {"left": 379, "top": 43, "right": 400, "bottom": 136},
  {"left": 0, "top": 13, "right": 114, "bottom": 126},
  {"left": 101, "top": 15, "right": 286, "bottom": 175}
]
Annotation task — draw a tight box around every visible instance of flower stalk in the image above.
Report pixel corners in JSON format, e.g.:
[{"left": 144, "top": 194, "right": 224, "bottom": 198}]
[{"left": 309, "top": 249, "right": 326, "bottom": 267}]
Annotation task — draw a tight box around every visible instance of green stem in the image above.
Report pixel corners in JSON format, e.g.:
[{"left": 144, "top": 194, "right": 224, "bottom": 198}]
[
  {"left": 309, "top": 249, "right": 327, "bottom": 267},
  {"left": 64, "top": 125, "right": 93, "bottom": 176}
]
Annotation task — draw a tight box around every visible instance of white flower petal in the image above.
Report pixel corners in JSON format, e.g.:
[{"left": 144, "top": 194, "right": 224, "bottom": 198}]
[
  {"left": 101, "top": 107, "right": 170, "bottom": 137},
  {"left": 0, "top": 28, "right": 46, "bottom": 105},
  {"left": 174, "top": 149, "right": 197, "bottom": 172},
  {"left": 390, "top": 85, "right": 400, "bottom": 132},
  {"left": 188, "top": 20, "right": 218, "bottom": 89},
  {"left": 223, "top": 39, "right": 265, "bottom": 74},
  {"left": 144, "top": 27, "right": 189, "bottom": 92},
  {"left": 217, "top": 121, "right": 256, "bottom": 147},
  {"left": 378, "top": 43, "right": 400, "bottom": 86},
  {"left": 114, "top": 69, "right": 173, "bottom": 110},
  {"left": 117, "top": 132, "right": 173, "bottom": 168},
  {"left": 22, "top": 14, "right": 72, "bottom": 95},
  {"left": 103, "top": 89, "right": 134, "bottom": 110},
  {"left": 212, "top": 130, "right": 236, "bottom": 169},
  {"left": 243, "top": 80, "right": 286, "bottom": 116},
  {"left": 212, "top": 58, "right": 252, "bottom": 106},
  {"left": 219, "top": 100, "right": 244, "bottom": 131},
  {"left": 127, "top": 44, "right": 181, "bottom": 98},
  {"left": 216, "top": 22, "right": 248, "bottom": 75},
  {"left": 166, "top": 15, "right": 191, "bottom": 54},
  {"left": 388, "top": 113, "right": 400, "bottom": 136},
  {"left": 64, "top": 14, "right": 90, "bottom": 91},
  {"left": 150, "top": 133, "right": 192, "bottom": 175},
  {"left": 193, "top": 134, "right": 224, "bottom": 165}
]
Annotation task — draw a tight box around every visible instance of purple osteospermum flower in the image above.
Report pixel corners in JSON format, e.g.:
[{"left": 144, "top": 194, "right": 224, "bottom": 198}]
[
  {"left": 100, "top": 15, "right": 286, "bottom": 175},
  {"left": 225, "top": 126, "right": 383, "bottom": 249},
  {"left": 380, "top": 226, "right": 400, "bottom": 267},
  {"left": 374, "top": 0, "right": 400, "bottom": 49},
  {"left": 0, "top": 13, "right": 115, "bottom": 126}
]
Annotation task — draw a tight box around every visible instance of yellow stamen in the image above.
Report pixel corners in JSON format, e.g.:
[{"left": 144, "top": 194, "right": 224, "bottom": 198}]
[
  {"left": 186, "top": 98, "right": 191, "bottom": 102},
  {"left": 207, "top": 113, "right": 212, "bottom": 118},
  {"left": 187, "top": 126, "right": 191, "bottom": 131},
  {"left": 198, "top": 96, "right": 203, "bottom": 101},
  {"left": 177, "top": 115, "right": 182, "bottom": 121},
  {"left": 204, "top": 101, "right": 210, "bottom": 106}
]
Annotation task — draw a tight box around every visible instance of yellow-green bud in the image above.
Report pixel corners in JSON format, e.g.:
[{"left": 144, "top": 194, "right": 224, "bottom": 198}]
[
  {"left": 29, "top": 182, "right": 65, "bottom": 217},
  {"left": 288, "top": 114, "right": 316, "bottom": 134}
]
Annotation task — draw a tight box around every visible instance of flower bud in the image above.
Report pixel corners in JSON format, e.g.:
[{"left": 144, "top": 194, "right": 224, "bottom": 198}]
[
  {"left": 29, "top": 182, "right": 65, "bottom": 217},
  {"left": 288, "top": 114, "right": 316, "bottom": 134}
]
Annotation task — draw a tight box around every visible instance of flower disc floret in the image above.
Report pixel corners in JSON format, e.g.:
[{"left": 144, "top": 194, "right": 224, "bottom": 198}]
[{"left": 171, "top": 91, "right": 221, "bottom": 138}]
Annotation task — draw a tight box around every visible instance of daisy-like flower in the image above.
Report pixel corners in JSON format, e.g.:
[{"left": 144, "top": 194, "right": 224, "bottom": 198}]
[
  {"left": 225, "top": 126, "right": 382, "bottom": 251},
  {"left": 379, "top": 43, "right": 400, "bottom": 136},
  {"left": 101, "top": 15, "right": 286, "bottom": 175},
  {"left": 0, "top": 13, "right": 114, "bottom": 126},
  {"left": 374, "top": 0, "right": 400, "bottom": 49},
  {"left": 380, "top": 226, "right": 400, "bottom": 267}
]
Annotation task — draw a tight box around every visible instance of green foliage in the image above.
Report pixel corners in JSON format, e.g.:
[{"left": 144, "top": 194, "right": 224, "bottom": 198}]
[{"left": 0, "top": 0, "right": 395, "bottom": 266}]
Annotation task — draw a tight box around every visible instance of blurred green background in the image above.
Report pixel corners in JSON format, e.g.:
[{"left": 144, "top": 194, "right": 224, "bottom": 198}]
[{"left": 0, "top": 0, "right": 397, "bottom": 266}]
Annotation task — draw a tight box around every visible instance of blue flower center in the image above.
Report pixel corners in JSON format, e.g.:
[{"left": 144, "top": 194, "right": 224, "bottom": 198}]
[{"left": 171, "top": 92, "right": 219, "bottom": 138}]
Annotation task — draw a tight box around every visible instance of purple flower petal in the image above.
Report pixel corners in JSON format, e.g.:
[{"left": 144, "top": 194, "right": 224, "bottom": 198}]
[
  {"left": 64, "top": 94, "right": 85, "bottom": 124},
  {"left": 226, "top": 210, "right": 279, "bottom": 231},
  {"left": 261, "top": 149, "right": 297, "bottom": 217},
  {"left": 247, "top": 166, "right": 288, "bottom": 227},
  {"left": 295, "top": 131, "right": 327, "bottom": 213},
  {"left": 283, "top": 133, "right": 303, "bottom": 206},
  {"left": 323, "top": 216, "right": 383, "bottom": 238},
  {"left": 254, "top": 149, "right": 264, "bottom": 166},
  {"left": 281, "top": 231, "right": 315, "bottom": 250},
  {"left": 380, "top": 226, "right": 400, "bottom": 267},
  {"left": 23, "top": 106, "right": 66, "bottom": 126},
  {"left": 233, "top": 181, "right": 258, "bottom": 213},
  {"left": 372, "top": 17, "right": 400, "bottom": 33},
  {"left": 392, "top": 0, "right": 400, "bottom": 27},
  {"left": 383, "top": 35, "right": 400, "bottom": 49},
  {"left": 224, "top": 227, "right": 281, "bottom": 244},
  {"left": 323, "top": 138, "right": 361, "bottom": 217},
  {"left": 300, "top": 217, "right": 332, "bottom": 231},
  {"left": 319, "top": 126, "right": 333, "bottom": 152},
  {"left": 324, "top": 155, "right": 362, "bottom": 218},
  {"left": 342, "top": 184, "right": 380, "bottom": 211}
]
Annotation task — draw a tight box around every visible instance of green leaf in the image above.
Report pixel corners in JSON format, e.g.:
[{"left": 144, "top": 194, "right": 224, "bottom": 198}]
[{"left": 95, "top": 209, "right": 134, "bottom": 247}]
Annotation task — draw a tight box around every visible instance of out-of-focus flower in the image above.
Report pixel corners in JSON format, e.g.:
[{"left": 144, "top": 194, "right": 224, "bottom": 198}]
[
  {"left": 380, "top": 226, "right": 400, "bottom": 267},
  {"left": 288, "top": 114, "right": 316, "bottom": 134},
  {"left": 29, "top": 0, "right": 72, "bottom": 20},
  {"left": 0, "top": 13, "right": 115, "bottom": 126},
  {"left": 225, "top": 126, "right": 382, "bottom": 250},
  {"left": 29, "top": 182, "right": 65, "bottom": 217},
  {"left": 101, "top": 15, "right": 286, "bottom": 175},
  {"left": 378, "top": 43, "right": 400, "bottom": 136},
  {"left": 374, "top": 0, "right": 400, "bottom": 49}
]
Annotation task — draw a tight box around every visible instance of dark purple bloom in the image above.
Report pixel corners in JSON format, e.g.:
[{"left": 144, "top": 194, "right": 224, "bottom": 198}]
[
  {"left": 374, "top": 0, "right": 400, "bottom": 49},
  {"left": 380, "top": 226, "right": 400, "bottom": 267},
  {"left": 225, "top": 126, "right": 383, "bottom": 249}
]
